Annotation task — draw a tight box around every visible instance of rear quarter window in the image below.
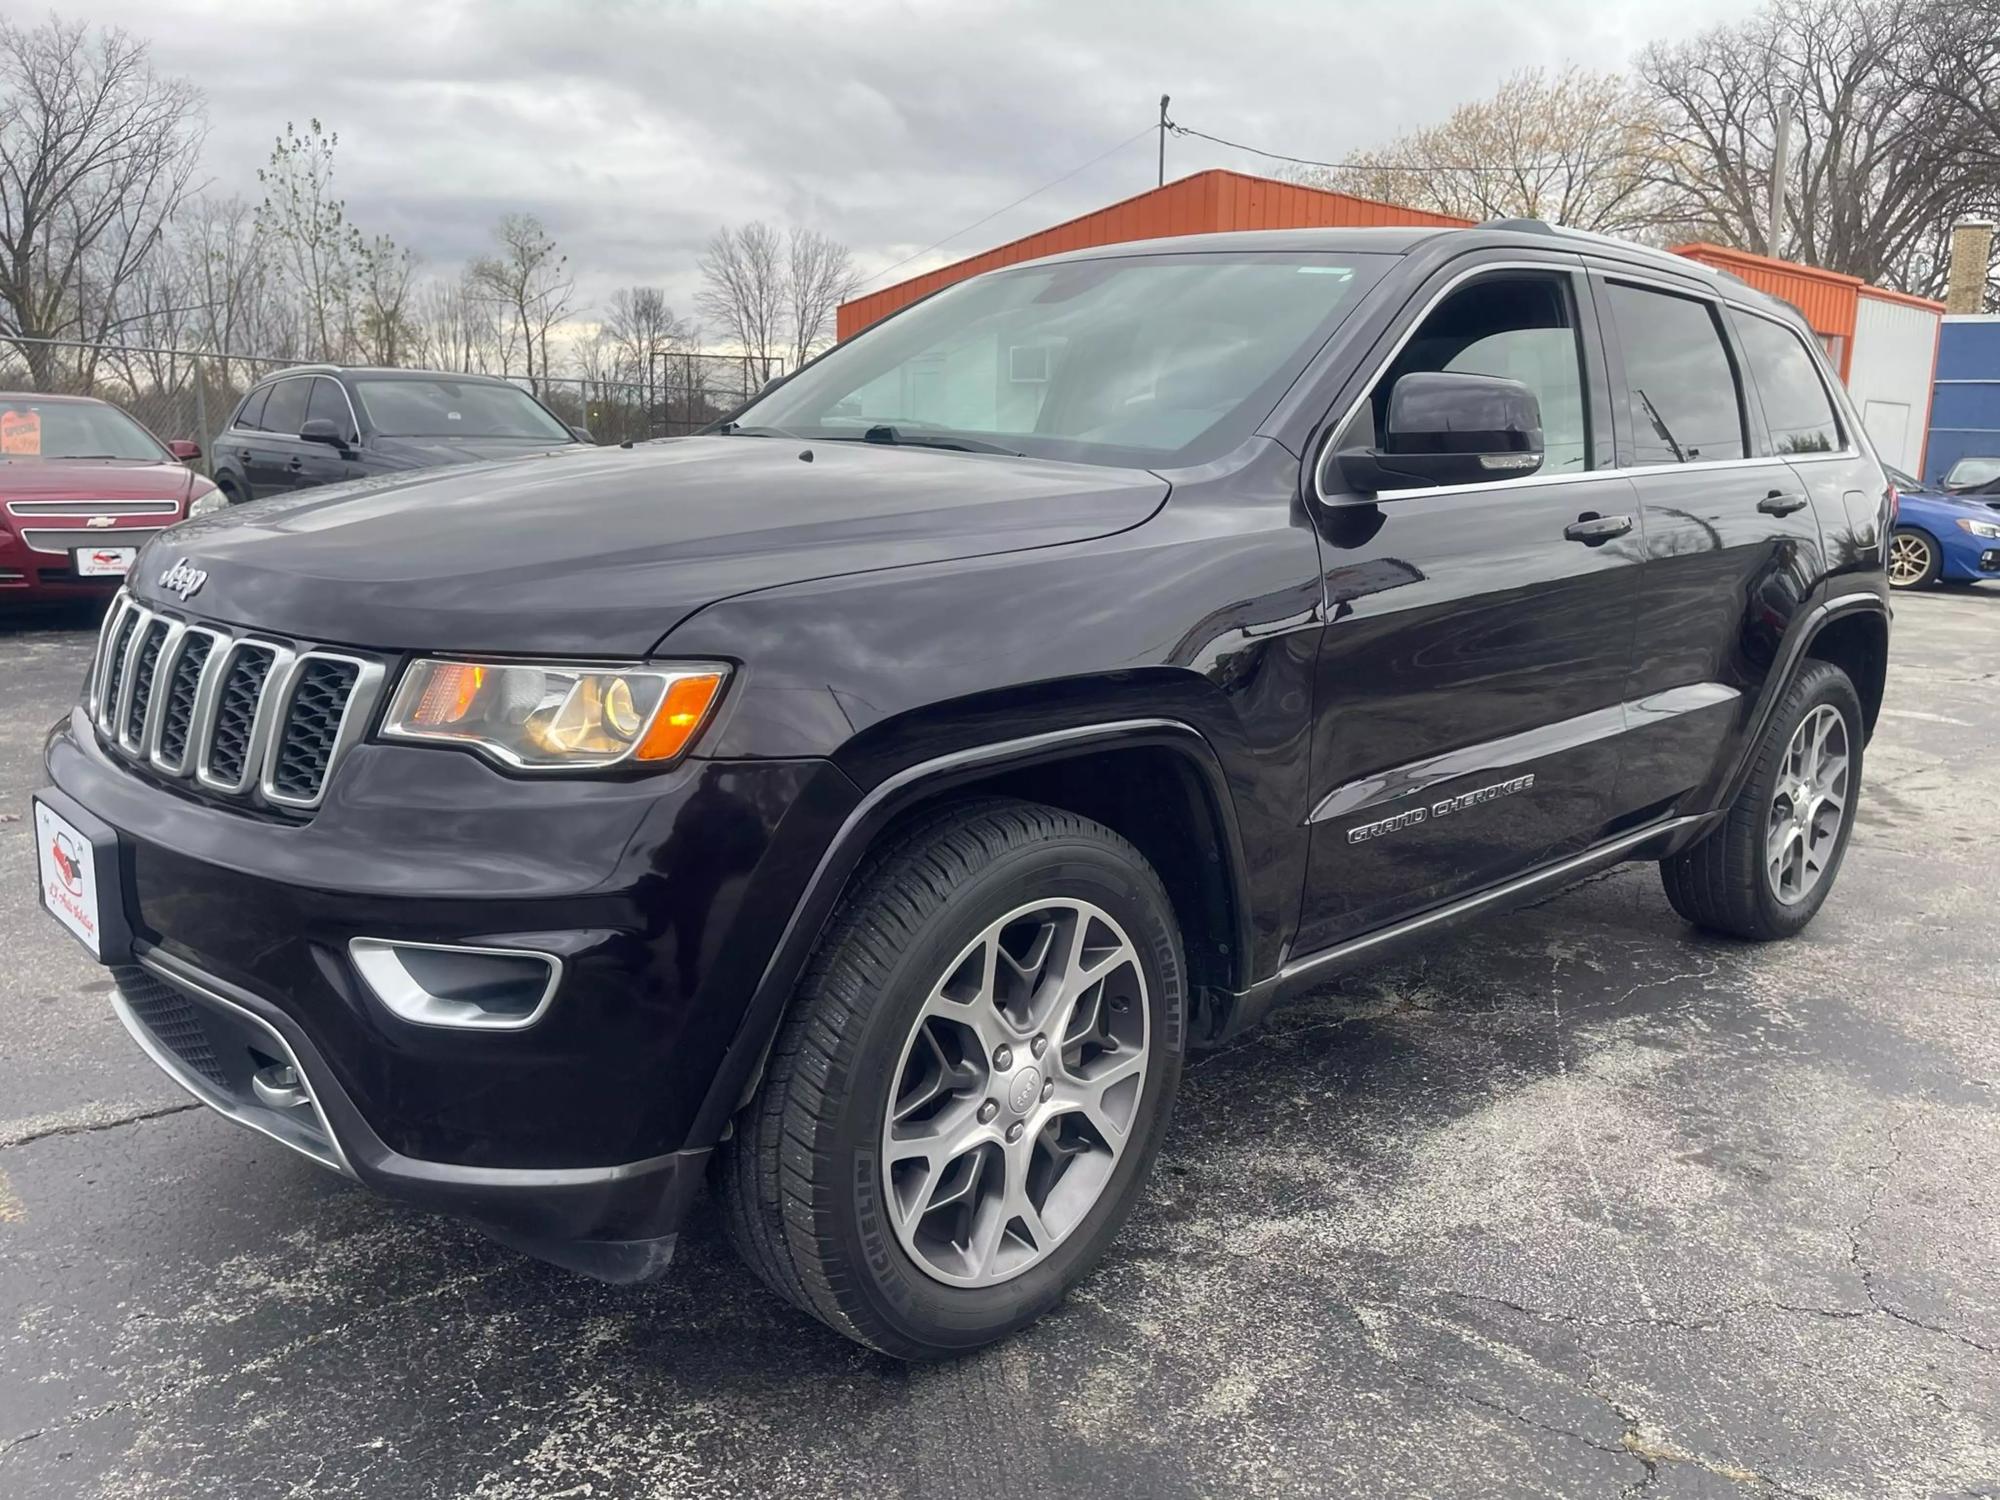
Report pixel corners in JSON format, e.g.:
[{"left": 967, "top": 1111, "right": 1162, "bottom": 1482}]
[{"left": 1734, "top": 312, "right": 1842, "bottom": 456}]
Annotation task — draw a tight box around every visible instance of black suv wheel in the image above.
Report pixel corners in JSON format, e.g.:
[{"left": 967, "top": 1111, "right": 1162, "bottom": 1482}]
[
  {"left": 1660, "top": 659, "right": 1863, "bottom": 940},
  {"left": 717, "top": 799, "right": 1186, "bottom": 1358}
]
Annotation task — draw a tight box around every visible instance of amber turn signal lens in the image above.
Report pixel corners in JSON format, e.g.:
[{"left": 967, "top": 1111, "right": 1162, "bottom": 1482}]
[
  {"left": 635, "top": 672, "right": 725, "bottom": 762},
  {"left": 411, "top": 662, "right": 483, "bottom": 726}
]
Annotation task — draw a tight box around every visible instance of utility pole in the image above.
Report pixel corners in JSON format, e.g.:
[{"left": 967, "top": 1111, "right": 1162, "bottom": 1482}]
[
  {"left": 1158, "top": 94, "right": 1171, "bottom": 187},
  {"left": 1766, "top": 110, "right": 1792, "bottom": 259}
]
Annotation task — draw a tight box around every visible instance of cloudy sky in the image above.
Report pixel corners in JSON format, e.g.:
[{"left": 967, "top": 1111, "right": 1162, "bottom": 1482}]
[{"left": 83, "top": 0, "right": 1751, "bottom": 334}]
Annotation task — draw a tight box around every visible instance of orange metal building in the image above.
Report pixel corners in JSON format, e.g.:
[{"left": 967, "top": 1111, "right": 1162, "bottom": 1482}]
[
  {"left": 835, "top": 169, "right": 1471, "bottom": 339},
  {"left": 1670, "top": 243, "right": 1867, "bottom": 375}
]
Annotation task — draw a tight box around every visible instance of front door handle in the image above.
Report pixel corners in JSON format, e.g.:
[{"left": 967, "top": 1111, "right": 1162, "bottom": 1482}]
[
  {"left": 1564, "top": 513, "right": 1634, "bottom": 544},
  {"left": 1758, "top": 490, "right": 1808, "bottom": 516}
]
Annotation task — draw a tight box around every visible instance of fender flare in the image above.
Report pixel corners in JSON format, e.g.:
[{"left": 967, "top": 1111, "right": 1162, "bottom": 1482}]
[
  {"left": 1718, "top": 589, "right": 1888, "bottom": 810},
  {"left": 686, "top": 717, "right": 1253, "bottom": 1146}
]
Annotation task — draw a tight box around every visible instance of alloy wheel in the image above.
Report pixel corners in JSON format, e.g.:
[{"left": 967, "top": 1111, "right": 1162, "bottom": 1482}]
[
  {"left": 1766, "top": 703, "right": 1849, "bottom": 905},
  {"left": 880, "top": 898, "right": 1149, "bottom": 1288},
  {"left": 1887, "top": 532, "right": 1932, "bottom": 586}
]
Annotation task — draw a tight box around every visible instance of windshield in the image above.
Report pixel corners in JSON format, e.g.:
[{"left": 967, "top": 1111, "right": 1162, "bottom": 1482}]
[
  {"left": 352, "top": 379, "right": 574, "bottom": 441},
  {"left": 0, "top": 399, "right": 169, "bottom": 461},
  {"left": 732, "top": 251, "right": 1392, "bottom": 467},
  {"left": 1944, "top": 456, "right": 2000, "bottom": 488}
]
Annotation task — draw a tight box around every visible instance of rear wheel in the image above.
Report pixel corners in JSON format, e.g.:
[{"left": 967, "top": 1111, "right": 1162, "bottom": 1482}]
[
  {"left": 1660, "top": 659, "right": 1863, "bottom": 940},
  {"left": 717, "top": 799, "right": 1185, "bottom": 1358},
  {"left": 1888, "top": 527, "right": 1940, "bottom": 588}
]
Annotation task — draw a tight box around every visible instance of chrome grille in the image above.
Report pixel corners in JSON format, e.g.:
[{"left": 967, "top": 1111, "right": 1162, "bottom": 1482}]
[{"left": 90, "top": 592, "right": 386, "bottom": 812}]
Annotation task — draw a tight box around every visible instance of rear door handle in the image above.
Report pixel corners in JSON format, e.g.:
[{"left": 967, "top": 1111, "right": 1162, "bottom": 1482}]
[
  {"left": 1564, "top": 513, "right": 1633, "bottom": 544},
  {"left": 287, "top": 456, "right": 304, "bottom": 471},
  {"left": 236, "top": 448, "right": 251, "bottom": 462},
  {"left": 1758, "top": 490, "right": 1808, "bottom": 516}
]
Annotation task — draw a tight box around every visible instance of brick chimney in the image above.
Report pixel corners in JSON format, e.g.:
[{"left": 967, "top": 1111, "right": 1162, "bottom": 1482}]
[{"left": 1945, "top": 218, "right": 1996, "bottom": 314}]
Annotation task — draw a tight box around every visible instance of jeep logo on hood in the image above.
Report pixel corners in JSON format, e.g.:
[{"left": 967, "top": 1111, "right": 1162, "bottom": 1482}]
[{"left": 157, "top": 556, "right": 208, "bottom": 600}]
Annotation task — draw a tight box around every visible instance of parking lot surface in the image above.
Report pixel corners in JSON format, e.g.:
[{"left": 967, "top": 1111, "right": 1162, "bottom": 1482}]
[{"left": 2, "top": 589, "right": 1996, "bottom": 1499}]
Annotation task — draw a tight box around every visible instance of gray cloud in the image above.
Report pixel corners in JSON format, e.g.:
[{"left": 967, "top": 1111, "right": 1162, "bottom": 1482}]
[{"left": 82, "top": 0, "right": 1750, "bottom": 336}]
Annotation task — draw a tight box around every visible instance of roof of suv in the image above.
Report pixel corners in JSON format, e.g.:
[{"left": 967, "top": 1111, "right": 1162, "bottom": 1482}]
[
  {"left": 1010, "top": 221, "right": 1791, "bottom": 321},
  {"left": 258, "top": 365, "right": 520, "bottom": 384}
]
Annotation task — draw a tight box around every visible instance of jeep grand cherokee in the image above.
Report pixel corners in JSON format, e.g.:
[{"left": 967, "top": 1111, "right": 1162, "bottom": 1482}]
[{"left": 33, "top": 222, "right": 1891, "bottom": 1358}]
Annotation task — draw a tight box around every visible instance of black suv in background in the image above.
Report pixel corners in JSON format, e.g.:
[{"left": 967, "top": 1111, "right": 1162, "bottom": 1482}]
[
  {"left": 35, "top": 223, "right": 1890, "bottom": 1359},
  {"left": 205, "top": 366, "right": 585, "bottom": 507}
]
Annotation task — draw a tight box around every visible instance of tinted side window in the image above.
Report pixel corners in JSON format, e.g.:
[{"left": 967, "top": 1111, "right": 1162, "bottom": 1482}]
[
  {"left": 1604, "top": 283, "right": 1745, "bottom": 466},
  {"left": 260, "top": 378, "right": 310, "bottom": 436},
  {"left": 234, "top": 386, "right": 270, "bottom": 432},
  {"left": 305, "top": 377, "right": 354, "bottom": 439},
  {"left": 1734, "top": 313, "right": 1841, "bottom": 455}
]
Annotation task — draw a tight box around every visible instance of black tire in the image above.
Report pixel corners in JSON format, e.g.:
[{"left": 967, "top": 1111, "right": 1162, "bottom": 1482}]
[
  {"left": 1660, "top": 659, "right": 1864, "bottom": 941},
  {"left": 216, "top": 473, "right": 247, "bottom": 506},
  {"left": 1888, "top": 526, "right": 1940, "bottom": 589},
  {"left": 716, "top": 798, "right": 1186, "bottom": 1358}
]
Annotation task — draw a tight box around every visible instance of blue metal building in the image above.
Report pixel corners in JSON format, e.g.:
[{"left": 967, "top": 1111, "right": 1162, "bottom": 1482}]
[{"left": 1927, "top": 317, "right": 2000, "bottom": 486}]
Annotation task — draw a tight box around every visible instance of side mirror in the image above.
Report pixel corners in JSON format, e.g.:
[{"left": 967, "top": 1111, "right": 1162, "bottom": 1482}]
[
  {"left": 568, "top": 424, "right": 594, "bottom": 444},
  {"left": 299, "top": 417, "right": 351, "bottom": 449},
  {"left": 167, "top": 439, "right": 202, "bottom": 462},
  {"left": 1335, "top": 371, "right": 1544, "bottom": 494}
]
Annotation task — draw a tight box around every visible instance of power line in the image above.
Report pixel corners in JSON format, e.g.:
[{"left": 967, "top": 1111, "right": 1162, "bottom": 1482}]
[
  {"left": 1165, "top": 117, "right": 1567, "bottom": 175},
  {"left": 852, "top": 123, "right": 1158, "bottom": 292}
]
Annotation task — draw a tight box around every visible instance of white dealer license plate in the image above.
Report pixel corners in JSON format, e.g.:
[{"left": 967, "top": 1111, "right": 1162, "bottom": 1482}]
[
  {"left": 34, "top": 798, "right": 103, "bottom": 957},
  {"left": 74, "top": 546, "right": 137, "bottom": 577}
]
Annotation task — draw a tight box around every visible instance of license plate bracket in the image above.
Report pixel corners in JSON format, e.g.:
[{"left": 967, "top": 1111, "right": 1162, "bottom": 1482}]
[{"left": 32, "top": 787, "right": 133, "bottom": 964}]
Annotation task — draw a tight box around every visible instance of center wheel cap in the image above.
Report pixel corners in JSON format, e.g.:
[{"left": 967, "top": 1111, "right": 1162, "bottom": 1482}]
[{"left": 1007, "top": 1065, "right": 1043, "bottom": 1116}]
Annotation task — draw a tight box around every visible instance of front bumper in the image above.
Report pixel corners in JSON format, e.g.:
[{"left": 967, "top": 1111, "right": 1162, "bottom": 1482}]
[
  {"left": 110, "top": 947, "right": 706, "bottom": 1278},
  {"left": 43, "top": 707, "right": 860, "bottom": 1266}
]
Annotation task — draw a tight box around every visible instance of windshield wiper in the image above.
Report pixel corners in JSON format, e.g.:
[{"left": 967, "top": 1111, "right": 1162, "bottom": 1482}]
[
  {"left": 1635, "top": 388, "right": 1686, "bottom": 464},
  {"left": 855, "top": 423, "right": 1022, "bottom": 456}
]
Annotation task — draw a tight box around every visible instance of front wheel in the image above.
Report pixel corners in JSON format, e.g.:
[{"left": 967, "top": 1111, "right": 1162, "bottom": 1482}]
[
  {"left": 1888, "top": 527, "right": 1940, "bottom": 588},
  {"left": 717, "top": 799, "right": 1186, "bottom": 1358},
  {"left": 1660, "top": 659, "right": 1863, "bottom": 940}
]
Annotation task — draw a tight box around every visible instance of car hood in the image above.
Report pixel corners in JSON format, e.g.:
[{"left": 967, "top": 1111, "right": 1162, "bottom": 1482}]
[
  {"left": 0, "top": 458, "right": 193, "bottom": 503},
  {"left": 368, "top": 434, "right": 583, "bottom": 466},
  {"left": 129, "top": 437, "right": 1169, "bottom": 655}
]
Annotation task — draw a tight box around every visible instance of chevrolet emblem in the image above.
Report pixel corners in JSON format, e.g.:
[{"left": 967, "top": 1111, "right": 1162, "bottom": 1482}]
[{"left": 86, "top": 515, "right": 117, "bottom": 528}]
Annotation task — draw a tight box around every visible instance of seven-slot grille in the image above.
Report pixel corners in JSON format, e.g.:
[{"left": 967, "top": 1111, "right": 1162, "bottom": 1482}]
[{"left": 89, "top": 592, "right": 385, "bottom": 812}]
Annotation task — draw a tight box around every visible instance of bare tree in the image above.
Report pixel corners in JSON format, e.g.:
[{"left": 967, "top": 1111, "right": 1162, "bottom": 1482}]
[
  {"left": 411, "top": 272, "right": 496, "bottom": 373},
  {"left": 255, "top": 119, "right": 358, "bottom": 360},
  {"left": 354, "top": 233, "right": 417, "bottom": 365},
  {"left": 0, "top": 16, "right": 204, "bottom": 384},
  {"left": 786, "top": 227, "right": 859, "bottom": 368},
  {"left": 1288, "top": 68, "right": 1670, "bottom": 235},
  {"left": 468, "top": 213, "right": 573, "bottom": 388},
  {"left": 602, "top": 285, "right": 690, "bottom": 385},
  {"left": 696, "top": 222, "right": 785, "bottom": 369},
  {"left": 1639, "top": 0, "right": 2000, "bottom": 290},
  {"left": 176, "top": 195, "right": 289, "bottom": 379}
]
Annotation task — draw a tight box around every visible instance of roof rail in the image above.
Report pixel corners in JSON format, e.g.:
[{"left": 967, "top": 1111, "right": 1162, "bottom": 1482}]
[{"left": 1483, "top": 216, "right": 1560, "bottom": 235}]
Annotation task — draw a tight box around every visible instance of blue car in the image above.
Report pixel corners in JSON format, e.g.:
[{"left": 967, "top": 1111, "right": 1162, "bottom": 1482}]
[{"left": 1887, "top": 465, "right": 2000, "bottom": 590}]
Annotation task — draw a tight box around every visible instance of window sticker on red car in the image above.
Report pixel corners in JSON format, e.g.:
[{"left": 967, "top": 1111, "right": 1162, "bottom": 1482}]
[{"left": 1, "top": 408, "right": 41, "bottom": 454}]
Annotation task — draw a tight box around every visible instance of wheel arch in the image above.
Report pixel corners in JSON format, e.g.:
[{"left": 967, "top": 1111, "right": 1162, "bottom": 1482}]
[
  {"left": 1803, "top": 604, "right": 1888, "bottom": 740},
  {"left": 687, "top": 718, "right": 1254, "bottom": 1147}
]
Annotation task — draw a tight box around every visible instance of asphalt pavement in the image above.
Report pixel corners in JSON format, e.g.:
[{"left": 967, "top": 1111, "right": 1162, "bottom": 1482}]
[{"left": 2, "top": 588, "right": 1996, "bottom": 1499}]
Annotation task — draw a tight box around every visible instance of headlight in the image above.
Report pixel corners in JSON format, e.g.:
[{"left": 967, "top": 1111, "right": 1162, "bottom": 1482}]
[
  {"left": 1954, "top": 517, "right": 2000, "bottom": 539},
  {"left": 381, "top": 659, "right": 727, "bottom": 769}
]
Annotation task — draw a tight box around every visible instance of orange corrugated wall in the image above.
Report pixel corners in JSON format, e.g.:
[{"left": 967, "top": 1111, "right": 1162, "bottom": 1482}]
[
  {"left": 836, "top": 169, "right": 1472, "bottom": 338},
  {"left": 1670, "top": 242, "right": 1863, "bottom": 377}
]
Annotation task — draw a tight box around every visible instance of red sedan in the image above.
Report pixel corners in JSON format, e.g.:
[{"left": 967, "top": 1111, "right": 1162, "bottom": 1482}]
[{"left": 0, "top": 392, "right": 218, "bottom": 607}]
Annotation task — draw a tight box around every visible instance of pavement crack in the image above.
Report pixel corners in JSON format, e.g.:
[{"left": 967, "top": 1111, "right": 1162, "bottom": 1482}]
[{"left": 0, "top": 1099, "right": 201, "bottom": 1151}]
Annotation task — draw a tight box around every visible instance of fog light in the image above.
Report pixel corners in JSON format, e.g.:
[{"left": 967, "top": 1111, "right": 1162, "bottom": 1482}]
[{"left": 349, "top": 938, "right": 562, "bottom": 1030}]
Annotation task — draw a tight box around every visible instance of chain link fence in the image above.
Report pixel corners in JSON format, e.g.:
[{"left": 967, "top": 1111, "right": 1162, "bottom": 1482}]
[
  {"left": 0, "top": 337, "right": 290, "bottom": 459},
  {"left": 2, "top": 337, "right": 785, "bottom": 460}
]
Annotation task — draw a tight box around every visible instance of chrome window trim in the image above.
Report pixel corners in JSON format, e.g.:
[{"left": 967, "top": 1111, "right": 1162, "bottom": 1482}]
[
  {"left": 1313, "top": 255, "right": 1862, "bottom": 506},
  {"left": 252, "top": 371, "right": 363, "bottom": 442},
  {"left": 259, "top": 652, "right": 388, "bottom": 810},
  {"left": 347, "top": 937, "right": 564, "bottom": 1032},
  {"left": 194, "top": 640, "right": 297, "bottom": 795}
]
